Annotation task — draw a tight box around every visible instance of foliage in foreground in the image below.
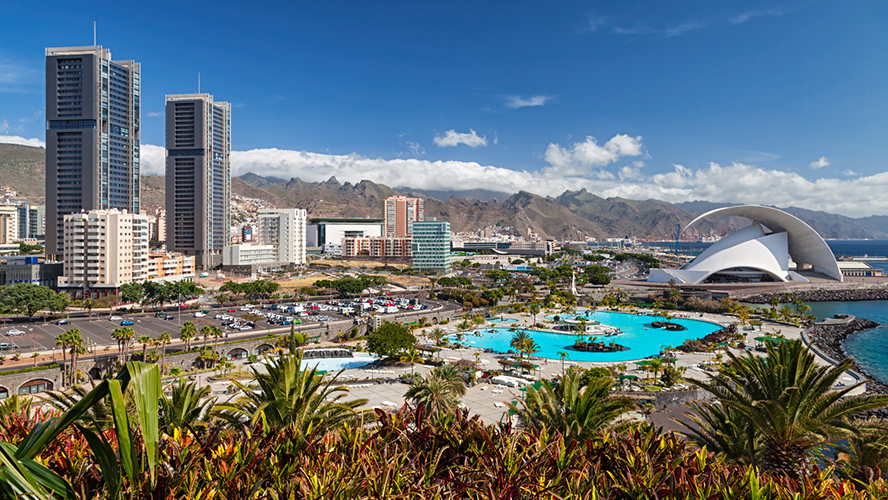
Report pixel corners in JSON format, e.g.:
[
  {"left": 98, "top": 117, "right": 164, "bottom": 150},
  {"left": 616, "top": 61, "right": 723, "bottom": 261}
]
[{"left": 0, "top": 402, "right": 885, "bottom": 499}]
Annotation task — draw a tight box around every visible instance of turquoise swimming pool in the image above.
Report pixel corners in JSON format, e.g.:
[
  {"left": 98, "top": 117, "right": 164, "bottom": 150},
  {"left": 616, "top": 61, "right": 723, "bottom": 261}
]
[
  {"left": 489, "top": 318, "right": 518, "bottom": 323},
  {"left": 450, "top": 310, "right": 722, "bottom": 362}
]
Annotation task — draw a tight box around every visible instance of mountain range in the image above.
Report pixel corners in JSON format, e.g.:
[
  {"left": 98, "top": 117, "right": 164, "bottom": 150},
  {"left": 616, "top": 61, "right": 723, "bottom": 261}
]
[{"left": 3, "top": 142, "right": 888, "bottom": 240}]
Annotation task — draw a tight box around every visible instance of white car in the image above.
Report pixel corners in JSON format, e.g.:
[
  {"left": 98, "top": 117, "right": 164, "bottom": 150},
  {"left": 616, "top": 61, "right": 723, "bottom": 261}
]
[
  {"left": 194, "top": 312, "right": 206, "bottom": 318},
  {"left": 109, "top": 316, "right": 123, "bottom": 321},
  {"left": 240, "top": 306, "right": 251, "bottom": 311},
  {"left": 5, "top": 330, "right": 25, "bottom": 336}
]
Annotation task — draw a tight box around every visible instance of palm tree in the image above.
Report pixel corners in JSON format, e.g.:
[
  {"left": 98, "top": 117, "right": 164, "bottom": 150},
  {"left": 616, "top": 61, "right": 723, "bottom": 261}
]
[
  {"left": 179, "top": 321, "right": 197, "bottom": 351},
  {"left": 81, "top": 297, "right": 96, "bottom": 319},
  {"left": 67, "top": 329, "right": 85, "bottom": 385},
  {"left": 111, "top": 326, "right": 135, "bottom": 363},
  {"left": 137, "top": 334, "right": 153, "bottom": 360},
  {"left": 690, "top": 339, "right": 888, "bottom": 478},
  {"left": 159, "top": 379, "right": 216, "bottom": 434},
  {"left": 213, "top": 352, "right": 371, "bottom": 432},
  {"left": 834, "top": 417, "right": 888, "bottom": 482},
  {"left": 428, "top": 326, "right": 446, "bottom": 346},
  {"left": 680, "top": 401, "right": 758, "bottom": 465},
  {"left": 55, "top": 331, "right": 70, "bottom": 385},
  {"left": 400, "top": 346, "right": 422, "bottom": 378},
  {"left": 510, "top": 330, "right": 532, "bottom": 358},
  {"left": 557, "top": 351, "right": 568, "bottom": 376},
  {"left": 521, "top": 337, "right": 540, "bottom": 359},
  {"left": 200, "top": 325, "right": 212, "bottom": 350},
  {"left": 405, "top": 365, "right": 466, "bottom": 419},
  {"left": 507, "top": 370, "right": 635, "bottom": 441},
  {"left": 529, "top": 304, "right": 541, "bottom": 326},
  {"left": 216, "top": 293, "right": 230, "bottom": 307},
  {"left": 30, "top": 352, "right": 39, "bottom": 367},
  {"left": 158, "top": 331, "right": 171, "bottom": 374}
]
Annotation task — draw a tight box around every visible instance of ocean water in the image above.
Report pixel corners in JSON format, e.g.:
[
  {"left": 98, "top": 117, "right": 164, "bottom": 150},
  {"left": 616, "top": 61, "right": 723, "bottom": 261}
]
[
  {"left": 641, "top": 240, "right": 888, "bottom": 272},
  {"left": 807, "top": 301, "right": 888, "bottom": 385}
]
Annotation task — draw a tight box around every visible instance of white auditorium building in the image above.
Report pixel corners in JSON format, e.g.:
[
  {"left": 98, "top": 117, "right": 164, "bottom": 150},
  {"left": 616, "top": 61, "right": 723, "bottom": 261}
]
[{"left": 648, "top": 205, "right": 843, "bottom": 284}]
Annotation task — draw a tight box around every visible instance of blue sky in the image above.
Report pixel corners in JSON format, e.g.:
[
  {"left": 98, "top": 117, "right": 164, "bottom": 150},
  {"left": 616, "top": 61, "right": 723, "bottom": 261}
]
[{"left": 2, "top": 0, "right": 888, "bottom": 216}]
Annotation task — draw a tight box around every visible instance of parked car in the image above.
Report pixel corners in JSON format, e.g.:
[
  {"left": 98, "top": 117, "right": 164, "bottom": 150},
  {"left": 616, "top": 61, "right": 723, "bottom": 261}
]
[
  {"left": 228, "top": 309, "right": 237, "bottom": 313},
  {"left": 56, "top": 319, "right": 71, "bottom": 325},
  {"left": 120, "top": 320, "right": 134, "bottom": 326},
  {"left": 155, "top": 312, "right": 167, "bottom": 318},
  {"left": 110, "top": 316, "right": 123, "bottom": 321},
  {"left": 5, "top": 330, "right": 25, "bottom": 336},
  {"left": 164, "top": 315, "right": 175, "bottom": 320},
  {"left": 194, "top": 312, "right": 206, "bottom": 318},
  {"left": 0, "top": 343, "right": 18, "bottom": 351}
]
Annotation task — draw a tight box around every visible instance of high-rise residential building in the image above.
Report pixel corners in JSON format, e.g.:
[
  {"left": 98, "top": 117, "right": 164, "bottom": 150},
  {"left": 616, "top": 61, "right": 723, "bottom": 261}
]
[
  {"left": 411, "top": 218, "right": 451, "bottom": 273},
  {"left": 153, "top": 207, "right": 166, "bottom": 242},
  {"left": 384, "top": 196, "right": 423, "bottom": 237},
  {"left": 45, "top": 46, "right": 141, "bottom": 259},
  {"left": 257, "top": 208, "right": 307, "bottom": 265},
  {"left": 57, "top": 209, "right": 149, "bottom": 298},
  {"left": 28, "top": 205, "right": 45, "bottom": 239},
  {"left": 165, "top": 93, "right": 231, "bottom": 269}
]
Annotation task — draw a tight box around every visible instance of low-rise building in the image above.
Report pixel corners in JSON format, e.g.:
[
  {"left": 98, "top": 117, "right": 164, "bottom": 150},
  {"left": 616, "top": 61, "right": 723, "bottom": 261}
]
[
  {"left": 146, "top": 251, "right": 196, "bottom": 283},
  {"left": 343, "top": 236, "right": 412, "bottom": 258},
  {"left": 57, "top": 209, "right": 149, "bottom": 299},
  {"left": 0, "top": 256, "right": 64, "bottom": 287},
  {"left": 306, "top": 217, "right": 383, "bottom": 254}
]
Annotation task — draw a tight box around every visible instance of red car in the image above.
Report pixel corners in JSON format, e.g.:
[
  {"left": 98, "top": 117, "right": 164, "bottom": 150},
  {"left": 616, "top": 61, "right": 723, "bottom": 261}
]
[{"left": 228, "top": 308, "right": 237, "bottom": 312}]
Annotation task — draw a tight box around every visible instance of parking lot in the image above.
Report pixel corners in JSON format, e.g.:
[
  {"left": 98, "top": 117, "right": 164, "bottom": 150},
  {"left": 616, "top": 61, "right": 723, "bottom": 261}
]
[{"left": 0, "top": 298, "right": 435, "bottom": 355}]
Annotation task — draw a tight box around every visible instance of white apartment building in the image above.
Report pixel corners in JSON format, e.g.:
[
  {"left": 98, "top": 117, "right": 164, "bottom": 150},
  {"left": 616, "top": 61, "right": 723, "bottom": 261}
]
[
  {"left": 223, "top": 244, "right": 278, "bottom": 266},
  {"left": 58, "top": 209, "right": 149, "bottom": 298},
  {"left": 258, "top": 208, "right": 307, "bottom": 265},
  {"left": 0, "top": 205, "right": 19, "bottom": 244}
]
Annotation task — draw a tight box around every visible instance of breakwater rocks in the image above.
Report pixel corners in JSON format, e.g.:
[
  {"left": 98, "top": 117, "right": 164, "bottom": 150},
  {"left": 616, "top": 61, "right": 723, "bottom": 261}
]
[
  {"left": 805, "top": 316, "right": 888, "bottom": 395},
  {"left": 744, "top": 288, "right": 888, "bottom": 304}
]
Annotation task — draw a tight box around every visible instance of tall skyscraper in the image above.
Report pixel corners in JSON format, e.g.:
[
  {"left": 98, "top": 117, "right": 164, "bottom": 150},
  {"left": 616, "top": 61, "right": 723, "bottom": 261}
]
[
  {"left": 165, "top": 94, "right": 231, "bottom": 269},
  {"left": 45, "top": 46, "right": 141, "bottom": 259},
  {"left": 412, "top": 218, "right": 451, "bottom": 273},
  {"left": 384, "top": 195, "right": 423, "bottom": 237}
]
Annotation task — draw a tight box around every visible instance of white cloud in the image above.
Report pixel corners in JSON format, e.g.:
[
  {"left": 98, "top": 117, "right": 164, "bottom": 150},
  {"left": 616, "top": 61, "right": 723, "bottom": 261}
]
[
  {"left": 140, "top": 144, "right": 166, "bottom": 176},
  {"left": 0, "top": 135, "right": 44, "bottom": 148},
  {"left": 132, "top": 139, "right": 888, "bottom": 218},
  {"left": 505, "top": 95, "right": 552, "bottom": 108},
  {"left": 433, "top": 129, "right": 487, "bottom": 148},
  {"left": 543, "top": 134, "right": 644, "bottom": 176},
  {"left": 147, "top": 111, "right": 163, "bottom": 118},
  {"left": 406, "top": 141, "right": 425, "bottom": 156},
  {"left": 843, "top": 170, "right": 859, "bottom": 176},
  {"left": 587, "top": 15, "right": 607, "bottom": 32},
  {"left": 809, "top": 156, "right": 830, "bottom": 169},
  {"left": 731, "top": 7, "right": 787, "bottom": 25}
]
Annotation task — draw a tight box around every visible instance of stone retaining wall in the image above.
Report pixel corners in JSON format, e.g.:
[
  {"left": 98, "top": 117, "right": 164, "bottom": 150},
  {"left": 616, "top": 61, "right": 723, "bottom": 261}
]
[{"left": 0, "top": 365, "right": 64, "bottom": 397}]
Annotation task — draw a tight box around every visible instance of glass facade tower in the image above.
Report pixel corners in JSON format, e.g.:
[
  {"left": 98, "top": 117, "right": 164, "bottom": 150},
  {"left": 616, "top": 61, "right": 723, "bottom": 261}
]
[
  {"left": 45, "top": 46, "right": 140, "bottom": 259},
  {"left": 165, "top": 94, "right": 230, "bottom": 269}
]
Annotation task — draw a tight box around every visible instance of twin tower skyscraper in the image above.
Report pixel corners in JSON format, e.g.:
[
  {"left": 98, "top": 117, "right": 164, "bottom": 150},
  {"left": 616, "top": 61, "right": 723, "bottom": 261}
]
[{"left": 45, "top": 45, "right": 230, "bottom": 269}]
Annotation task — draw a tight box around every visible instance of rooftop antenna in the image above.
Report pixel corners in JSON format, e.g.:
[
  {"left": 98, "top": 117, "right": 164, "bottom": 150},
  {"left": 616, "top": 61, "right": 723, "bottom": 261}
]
[
  {"left": 198, "top": 72, "right": 200, "bottom": 93},
  {"left": 93, "top": 21, "right": 96, "bottom": 45}
]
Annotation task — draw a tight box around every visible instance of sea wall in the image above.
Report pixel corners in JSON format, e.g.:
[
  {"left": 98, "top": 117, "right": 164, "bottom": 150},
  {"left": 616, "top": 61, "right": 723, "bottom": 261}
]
[
  {"left": 803, "top": 315, "right": 888, "bottom": 394},
  {"left": 744, "top": 288, "right": 888, "bottom": 303}
]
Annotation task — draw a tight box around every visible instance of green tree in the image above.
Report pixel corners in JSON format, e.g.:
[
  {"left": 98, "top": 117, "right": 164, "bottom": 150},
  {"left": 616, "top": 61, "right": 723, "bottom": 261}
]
[
  {"left": 120, "top": 282, "right": 145, "bottom": 310},
  {"left": 428, "top": 326, "right": 446, "bottom": 345},
  {"left": 213, "top": 353, "right": 371, "bottom": 432},
  {"left": 1, "top": 283, "right": 58, "bottom": 320},
  {"left": 507, "top": 370, "right": 635, "bottom": 440},
  {"left": 367, "top": 322, "right": 416, "bottom": 358},
  {"left": 690, "top": 339, "right": 888, "bottom": 478},
  {"left": 510, "top": 330, "right": 532, "bottom": 358}
]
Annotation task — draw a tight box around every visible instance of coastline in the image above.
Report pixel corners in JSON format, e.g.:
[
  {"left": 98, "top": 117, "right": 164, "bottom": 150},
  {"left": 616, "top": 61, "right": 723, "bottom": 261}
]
[
  {"left": 804, "top": 315, "right": 888, "bottom": 394},
  {"left": 744, "top": 288, "right": 888, "bottom": 303}
]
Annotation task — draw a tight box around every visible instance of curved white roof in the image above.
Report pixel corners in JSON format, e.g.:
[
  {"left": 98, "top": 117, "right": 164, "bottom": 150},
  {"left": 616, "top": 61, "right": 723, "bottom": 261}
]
[{"left": 683, "top": 205, "right": 842, "bottom": 281}]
